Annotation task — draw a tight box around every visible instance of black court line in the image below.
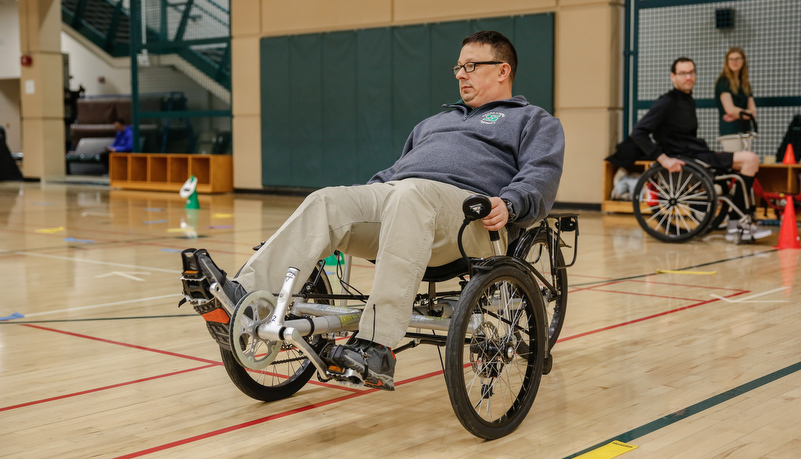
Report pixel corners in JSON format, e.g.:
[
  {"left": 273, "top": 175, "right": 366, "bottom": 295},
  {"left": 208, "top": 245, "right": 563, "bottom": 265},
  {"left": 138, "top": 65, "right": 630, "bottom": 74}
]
[
  {"left": 563, "top": 359, "right": 801, "bottom": 458},
  {"left": 0, "top": 314, "right": 196, "bottom": 324},
  {"left": 570, "top": 248, "right": 776, "bottom": 288}
]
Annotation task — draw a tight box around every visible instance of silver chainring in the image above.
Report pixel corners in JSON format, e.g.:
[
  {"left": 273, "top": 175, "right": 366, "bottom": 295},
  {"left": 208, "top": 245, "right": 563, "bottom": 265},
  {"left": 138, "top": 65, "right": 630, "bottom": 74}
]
[{"left": 229, "top": 290, "right": 281, "bottom": 370}]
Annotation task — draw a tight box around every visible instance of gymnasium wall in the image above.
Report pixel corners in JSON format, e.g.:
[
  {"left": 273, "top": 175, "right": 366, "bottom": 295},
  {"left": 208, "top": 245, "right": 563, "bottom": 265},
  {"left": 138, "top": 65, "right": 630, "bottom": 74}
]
[
  {"left": 231, "top": 0, "right": 625, "bottom": 205},
  {"left": 259, "top": 16, "right": 554, "bottom": 188}
]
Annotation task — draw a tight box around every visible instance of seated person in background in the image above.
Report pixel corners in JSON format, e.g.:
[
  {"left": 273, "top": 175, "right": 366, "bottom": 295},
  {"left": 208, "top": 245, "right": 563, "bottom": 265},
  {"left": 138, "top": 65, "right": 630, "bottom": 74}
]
[
  {"left": 185, "top": 30, "right": 565, "bottom": 390},
  {"left": 0, "top": 126, "right": 23, "bottom": 181},
  {"left": 106, "top": 119, "right": 133, "bottom": 154},
  {"left": 715, "top": 47, "right": 756, "bottom": 137},
  {"left": 102, "top": 119, "right": 133, "bottom": 172},
  {"left": 629, "top": 57, "right": 769, "bottom": 241}
]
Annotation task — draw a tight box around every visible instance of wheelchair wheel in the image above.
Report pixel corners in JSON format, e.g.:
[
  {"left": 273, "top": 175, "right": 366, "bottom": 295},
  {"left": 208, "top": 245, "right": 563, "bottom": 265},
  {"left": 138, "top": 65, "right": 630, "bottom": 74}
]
[
  {"left": 632, "top": 161, "right": 717, "bottom": 242},
  {"left": 444, "top": 263, "right": 546, "bottom": 440},
  {"left": 513, "top": 230, "right": 568, "bottom": 351},
  {"left": 220, "top": 266, "right": 333, "bottom": 402}
]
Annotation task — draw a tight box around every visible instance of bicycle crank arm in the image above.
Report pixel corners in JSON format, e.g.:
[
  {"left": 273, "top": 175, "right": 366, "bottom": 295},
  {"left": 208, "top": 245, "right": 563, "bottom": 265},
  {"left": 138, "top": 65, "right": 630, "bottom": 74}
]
[
  {"left": 281, "top": 326, "right": 331, "bottom": 378},
  {"left": 209, "top": 282, "right": 236, "bottom": 316}
]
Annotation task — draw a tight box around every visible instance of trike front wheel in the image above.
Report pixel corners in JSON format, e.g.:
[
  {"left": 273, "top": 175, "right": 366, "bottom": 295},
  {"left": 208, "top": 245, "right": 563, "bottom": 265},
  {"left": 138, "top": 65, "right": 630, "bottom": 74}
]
[
  {"left": 444, "top": 263, "right": 546, "bottom": 440},
  {"left": 220, "top": 266, "right": 333, "bottom": 402}
]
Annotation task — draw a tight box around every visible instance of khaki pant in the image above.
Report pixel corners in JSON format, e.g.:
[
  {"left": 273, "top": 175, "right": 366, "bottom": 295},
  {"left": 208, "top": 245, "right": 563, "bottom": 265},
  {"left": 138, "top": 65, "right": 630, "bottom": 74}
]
[{"left": 234, "top": 179, "right": 501, "bottom": 347}]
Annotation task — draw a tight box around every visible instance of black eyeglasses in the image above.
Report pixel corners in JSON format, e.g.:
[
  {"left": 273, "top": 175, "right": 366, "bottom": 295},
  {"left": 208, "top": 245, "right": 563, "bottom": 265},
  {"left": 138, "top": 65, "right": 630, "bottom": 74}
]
[{"left": 452, "top": 61, "right": 503, "bottom": 76}]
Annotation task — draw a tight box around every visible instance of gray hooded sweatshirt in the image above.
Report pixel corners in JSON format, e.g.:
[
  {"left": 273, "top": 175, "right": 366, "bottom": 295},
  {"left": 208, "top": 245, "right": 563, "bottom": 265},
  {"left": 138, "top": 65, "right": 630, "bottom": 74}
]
[{"left": 368, "top": 95, "right": 565, "bottom": 228}]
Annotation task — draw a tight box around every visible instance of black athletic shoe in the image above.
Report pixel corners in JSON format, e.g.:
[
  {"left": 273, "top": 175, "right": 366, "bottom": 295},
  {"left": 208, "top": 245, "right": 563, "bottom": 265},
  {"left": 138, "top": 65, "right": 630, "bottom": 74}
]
[
  {"left": 194, "top": 249, "right": 247, "bottom": 305},
  {"left": 324, "top": 338, "right": 396, "bottom": 391},
  {"left": 180, "top": 248, "right": 246, "bottom": 349}
]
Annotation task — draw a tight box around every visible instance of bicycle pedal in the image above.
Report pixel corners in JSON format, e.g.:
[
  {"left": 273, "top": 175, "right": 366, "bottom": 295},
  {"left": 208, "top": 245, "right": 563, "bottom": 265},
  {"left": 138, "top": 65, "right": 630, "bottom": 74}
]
[
  {"left": 180, "top": 249, "right": 213, "bottom": 301},
  {"left": 327, "top": 366, "right": 365, "bottom": 387}
]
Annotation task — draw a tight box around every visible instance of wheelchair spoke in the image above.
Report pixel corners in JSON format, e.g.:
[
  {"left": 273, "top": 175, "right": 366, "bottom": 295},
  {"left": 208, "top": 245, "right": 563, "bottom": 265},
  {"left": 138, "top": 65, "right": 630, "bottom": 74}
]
[
  {"left": 675, "top": 203, "right": 704, "bottom": 224},
  {"left": 673, "top": 206, "right": 694, "bottom": 232},
  {"left": 652, "top": 207, "right": 672, "bottom": 233}
]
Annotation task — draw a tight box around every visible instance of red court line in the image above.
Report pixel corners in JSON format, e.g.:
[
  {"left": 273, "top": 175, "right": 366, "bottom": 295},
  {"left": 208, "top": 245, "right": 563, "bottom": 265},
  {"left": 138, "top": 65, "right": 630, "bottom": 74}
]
[
  {"left": 0, "top": 365, "right": 217, "bottom": 412},
  {"left": 114, "top": 389, "right": 373, "bottom": 459},
  {"left": 114, "top": 370, "right": 447, "bottom": 458},
  {"left": 110, "top": 289, "right": 750, "bottom": 458},
  {"left": 579, "top": 288, "right": 702, "bottom": 302},
  {"left": 557, "top": 290, "right": 750, "bottom": 343},
  {"left": 118, "top": 287, "right": 747, "bottom": 455},
  {"left": 625, "top": 278, "right": 744, "bottom": 291},
  {"left": 21, "top": 323, "right": 220, "bottom": 365},
  {"left": 12, "top": 323, "right": 363, "bottom": 409}
]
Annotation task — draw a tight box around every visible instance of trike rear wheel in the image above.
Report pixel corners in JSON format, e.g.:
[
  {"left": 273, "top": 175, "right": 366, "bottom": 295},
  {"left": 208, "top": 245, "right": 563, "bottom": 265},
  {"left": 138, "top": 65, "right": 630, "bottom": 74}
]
[{"left": 514, "top": 230, "right": 568, "bottom": 350}]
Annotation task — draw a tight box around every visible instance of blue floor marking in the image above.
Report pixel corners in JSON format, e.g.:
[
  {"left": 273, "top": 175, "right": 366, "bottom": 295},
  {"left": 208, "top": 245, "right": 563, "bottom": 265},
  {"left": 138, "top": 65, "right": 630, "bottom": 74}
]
[
  {"left": 64, "top": 237, "right": 96, "bottom": 244},
  {"left": 0, "top": 312, "right": 24, "bottom": 321}
]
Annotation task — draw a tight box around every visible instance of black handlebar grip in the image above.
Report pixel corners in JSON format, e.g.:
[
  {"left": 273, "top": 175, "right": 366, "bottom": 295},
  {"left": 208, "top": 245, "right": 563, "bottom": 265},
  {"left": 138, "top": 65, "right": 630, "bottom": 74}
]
[
  {"left": 489, "top": 230, "right": 500, "bottom": 242},
  {"left": 463, "top": 195, "right": 492, "bottom": 221}
]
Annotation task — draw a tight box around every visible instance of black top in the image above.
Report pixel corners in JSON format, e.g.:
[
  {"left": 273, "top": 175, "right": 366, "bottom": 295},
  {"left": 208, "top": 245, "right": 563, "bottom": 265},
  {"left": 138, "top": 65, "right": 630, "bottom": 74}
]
[
  {"left": 629, "top": 88, "right": 711, "bottom": 159},
  {"left": 715, "top": 78, "right": 751, "bottom": 136}
]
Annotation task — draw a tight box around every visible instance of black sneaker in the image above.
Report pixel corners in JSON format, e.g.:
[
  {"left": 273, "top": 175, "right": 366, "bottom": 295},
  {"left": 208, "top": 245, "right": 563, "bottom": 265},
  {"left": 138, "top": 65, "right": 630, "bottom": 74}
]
[
  {"left": 194, "top": 249, "right": 247, "bottom": 305},
  {"left": 324, "top": 339, "right": 396, "bottom": 391},
  {"left": 180, "top": 248, "right": 246, "bottom": 349}
]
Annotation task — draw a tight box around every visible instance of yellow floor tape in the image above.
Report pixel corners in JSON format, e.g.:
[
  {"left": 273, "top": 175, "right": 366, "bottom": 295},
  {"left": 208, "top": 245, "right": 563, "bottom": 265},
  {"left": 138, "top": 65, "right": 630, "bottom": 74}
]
[
  {"left": 34, "top": 227, "right": 65, "bottom": 234},
  {"left": 576, "top": 441, "right": 638, "bottom": 459}
]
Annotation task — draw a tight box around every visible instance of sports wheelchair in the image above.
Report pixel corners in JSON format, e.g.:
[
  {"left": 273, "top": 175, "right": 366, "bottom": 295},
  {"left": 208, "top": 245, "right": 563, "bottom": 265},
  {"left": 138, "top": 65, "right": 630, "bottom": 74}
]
[
  {"left": 631, "top": 114, "right": 761, "bottom": 243},
  {"left": 180, "top": 195, "right": 578, "bottom": 440},
  {"left": 631, "top": 157, "right": 755, "bottom": 243}
]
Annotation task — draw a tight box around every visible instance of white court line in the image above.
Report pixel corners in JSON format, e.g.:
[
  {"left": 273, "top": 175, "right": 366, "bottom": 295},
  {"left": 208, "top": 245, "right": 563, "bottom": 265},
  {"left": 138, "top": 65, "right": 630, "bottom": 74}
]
[
  {"left": 14, "top": 251, "right": 177, "bottom": 273},
  {"left": 711, "top": 287, "right": 790, "bottom": 303},
  {"left": 21, "top": 293, "right": 183, "bottom": 318},
  {"left": 96, "top": 271, "right": 151, "bottom": 281}
]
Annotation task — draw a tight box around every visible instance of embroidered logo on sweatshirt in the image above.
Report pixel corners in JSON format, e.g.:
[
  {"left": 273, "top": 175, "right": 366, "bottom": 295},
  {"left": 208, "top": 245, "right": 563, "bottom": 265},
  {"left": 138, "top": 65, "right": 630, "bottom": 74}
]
[{"left": 480, "top": 112, "right": 505, "bottom": 125}]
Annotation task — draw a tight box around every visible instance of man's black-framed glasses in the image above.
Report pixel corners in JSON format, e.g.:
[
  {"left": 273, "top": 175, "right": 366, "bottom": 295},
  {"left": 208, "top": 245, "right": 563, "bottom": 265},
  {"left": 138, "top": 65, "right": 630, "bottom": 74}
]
[{"left": 452, "top": 61, "right": 503, "bottom": 76}]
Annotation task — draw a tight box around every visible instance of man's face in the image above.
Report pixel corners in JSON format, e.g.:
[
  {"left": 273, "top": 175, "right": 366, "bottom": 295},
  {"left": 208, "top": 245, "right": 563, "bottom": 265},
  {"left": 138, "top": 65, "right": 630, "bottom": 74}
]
[
  {"left": 455, "top": 43, "right": 506, "bottom": 108},
  {"left": 670, "top": 61, "right": 696, "bottom": 94},
  {"left": 114, "top": 122, "right": 124, "bottom": 132}
]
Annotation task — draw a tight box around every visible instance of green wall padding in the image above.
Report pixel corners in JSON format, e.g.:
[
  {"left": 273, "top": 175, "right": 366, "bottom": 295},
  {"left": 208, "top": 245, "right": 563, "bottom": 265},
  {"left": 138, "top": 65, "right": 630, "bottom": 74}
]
[{"left": 260, "top": 13, "right": 554, "bottom": 189}]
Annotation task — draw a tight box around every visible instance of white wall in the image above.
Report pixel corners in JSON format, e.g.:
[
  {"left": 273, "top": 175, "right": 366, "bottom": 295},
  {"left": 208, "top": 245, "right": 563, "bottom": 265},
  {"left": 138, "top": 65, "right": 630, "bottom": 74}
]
[
  {"left": 0, "top": 1, "right": 21, "bottom": 151},
  {"left": 61, "top": 31, "right": 131, "bottom": 96},
  {"left": 0, "top": 1, "right": 21, "bottom": 80}
]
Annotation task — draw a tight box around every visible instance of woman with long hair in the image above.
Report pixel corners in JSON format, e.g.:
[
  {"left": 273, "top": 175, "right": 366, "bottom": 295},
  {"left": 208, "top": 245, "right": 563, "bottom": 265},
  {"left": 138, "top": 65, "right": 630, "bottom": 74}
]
[{"left": 715, "top": 47, "right": 756, "bottom": 136}]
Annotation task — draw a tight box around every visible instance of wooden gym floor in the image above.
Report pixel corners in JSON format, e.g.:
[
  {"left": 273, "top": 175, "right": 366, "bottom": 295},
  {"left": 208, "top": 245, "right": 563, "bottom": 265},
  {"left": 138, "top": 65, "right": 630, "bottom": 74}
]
[{"left": 1, "top": 180, "right": 800, "bottom": 458}]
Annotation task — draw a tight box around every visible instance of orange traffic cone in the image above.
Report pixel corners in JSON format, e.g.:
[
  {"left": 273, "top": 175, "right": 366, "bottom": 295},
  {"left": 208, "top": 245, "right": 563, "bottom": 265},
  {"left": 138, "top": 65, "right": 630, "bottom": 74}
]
[
  {"left": 782, "top": 144, "right": 796, "bottom": 164},
  {"left": 775, "top": 196, "right": 801, "bottom": 249}
]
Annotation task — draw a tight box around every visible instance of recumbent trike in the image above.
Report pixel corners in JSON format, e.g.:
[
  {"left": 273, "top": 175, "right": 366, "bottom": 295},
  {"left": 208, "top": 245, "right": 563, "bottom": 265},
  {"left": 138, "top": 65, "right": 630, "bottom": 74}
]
[{"left": 180, "top": 195, "right": 578, "bottom": 440}]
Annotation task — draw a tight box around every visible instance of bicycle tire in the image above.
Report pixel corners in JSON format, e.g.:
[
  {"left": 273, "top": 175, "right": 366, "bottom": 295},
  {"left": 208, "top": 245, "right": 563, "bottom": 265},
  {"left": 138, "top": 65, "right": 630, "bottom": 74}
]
[
  {"left": 220, "top": 266, "right": 332, "bottom": 402},
  {"left": 444, "top": 263, "right": 545, "bottom": 439}
]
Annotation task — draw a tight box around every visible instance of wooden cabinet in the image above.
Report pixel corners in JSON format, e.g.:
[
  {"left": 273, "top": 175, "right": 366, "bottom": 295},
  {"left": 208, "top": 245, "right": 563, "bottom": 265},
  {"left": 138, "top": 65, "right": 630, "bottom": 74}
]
[
  {"left": 754, "top": 164, "right": 801, "bottom": 195},
  {"left": 109, "top": 153, "right": 233, "bottom": 193},
  {"left": 602, "top": 161, "right": 651, "bottom": 213}
]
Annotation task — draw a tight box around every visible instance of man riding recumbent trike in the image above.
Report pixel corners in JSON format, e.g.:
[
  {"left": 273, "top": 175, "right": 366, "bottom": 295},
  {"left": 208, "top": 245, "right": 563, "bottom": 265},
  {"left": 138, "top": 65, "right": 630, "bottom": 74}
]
[
  {"left": 177, "top": 30, "right": 574, "bottom": 439},
  {"left": 180, "top": 196, "right": 577, "bottom": 439}
]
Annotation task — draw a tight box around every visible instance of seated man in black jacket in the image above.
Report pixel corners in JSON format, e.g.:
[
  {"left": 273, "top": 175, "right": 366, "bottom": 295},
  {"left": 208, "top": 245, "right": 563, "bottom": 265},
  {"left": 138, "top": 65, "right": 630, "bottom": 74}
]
[{"left": 629, "top": 57, "right": 769, "bottom": 241}]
